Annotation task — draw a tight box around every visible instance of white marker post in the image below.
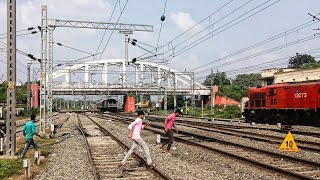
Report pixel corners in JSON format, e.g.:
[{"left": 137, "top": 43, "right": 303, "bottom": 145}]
[
  {"left": 23, "top": 159, "right": 31, "bottom": 178},
  {"left": 277, "top": 123, "right": 281, "bottom": 128},
  {"left": 156, "top": 134, "right": 161, "bottom": 145},
  {"left": 0, "top": 138, "right": 3, "bottom": 152},
  {"left": 50, "top": 124, "right": 55, "bottom": 138},
  {"left": 35, "top": 151, "right": 41, "bottom": 165},
  {"left": 201, "top": 100, "right": 204, "bottom": 118}
]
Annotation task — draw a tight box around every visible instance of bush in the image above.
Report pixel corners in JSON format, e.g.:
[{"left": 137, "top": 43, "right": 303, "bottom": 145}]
[
  {"left": 213, "top": 105, "right": 241, "bottom": 119},
  {"left": 0, "top": 159, "right": 22, "bottom": 179},
  {"left": 24, "top": 107, "right": 39, "bottom": 118}
]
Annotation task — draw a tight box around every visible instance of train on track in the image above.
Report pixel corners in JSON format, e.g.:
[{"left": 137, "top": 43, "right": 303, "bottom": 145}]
[
  {"left": 96, "top": 98, "right": 118, "bottom": 112},
  {"left": 243, "top": 81, "right": 320, "bottom": 126}
]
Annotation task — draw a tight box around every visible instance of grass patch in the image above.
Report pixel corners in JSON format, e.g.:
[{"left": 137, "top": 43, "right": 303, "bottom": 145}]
[
  {"left": 0, "top": 159, "right": 22, "bottom": 180},
  {"left": 11, "top": 135, "right": 57, "bottom": 179}
]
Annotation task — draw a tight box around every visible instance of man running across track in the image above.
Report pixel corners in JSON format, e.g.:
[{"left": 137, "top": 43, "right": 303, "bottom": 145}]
[
  {"left": 119, "top": 111, "right": 154, "bottom": 167},
  {"left": 159, "top": 109, "right": 182, "bottom": 156},
  {"left": 20, "top": 114, "right": 41, "bottom": 158}
]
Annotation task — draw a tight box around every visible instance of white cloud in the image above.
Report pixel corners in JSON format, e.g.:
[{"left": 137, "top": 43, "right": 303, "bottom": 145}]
[
  {"left": 170, "top": 12, "right": 201, "bottom": 32},
  {"left": 0, "top": 0, "right": 114, "bottom": 82}
]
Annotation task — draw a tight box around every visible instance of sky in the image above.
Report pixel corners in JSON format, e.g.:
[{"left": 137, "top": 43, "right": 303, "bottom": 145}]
[{"left": 1, "top": 0, "right": 320, "bottom": 85}]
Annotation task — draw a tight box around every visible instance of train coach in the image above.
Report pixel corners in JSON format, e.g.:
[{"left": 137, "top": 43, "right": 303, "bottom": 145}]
[
  {"left": 243, "top": 81, "right": 320, "bottom": 126},
  {"left": 96, "top": 99, "right": 118, "bottom": 112}
]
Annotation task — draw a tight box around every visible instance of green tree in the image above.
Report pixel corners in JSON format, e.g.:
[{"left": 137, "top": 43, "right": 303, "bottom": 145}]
[
  {"left": 203, "top": 72, "right": 231, "bottom": 86},
  {"left": 219, "top": 85, "right": 248, "bottom": 102},
  {"left": 288, "top": 53, "right": 316, "bottom": 68},
  {"left": 232, "top": 73, "right": 261, "bottom": 88},
  {"left": 161, "top": 95, "right": 185, "bottom": 110},
  {"left": 300, "top": 61, "right": 320, "bottom": 69},
  {"left": 0, "top": 81, "right": 6, "bottom": 103}
]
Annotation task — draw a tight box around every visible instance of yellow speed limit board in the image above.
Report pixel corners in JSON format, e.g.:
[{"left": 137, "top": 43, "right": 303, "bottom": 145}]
[{"left": 279, "top": 131, "right": 299, "bottom": 152}]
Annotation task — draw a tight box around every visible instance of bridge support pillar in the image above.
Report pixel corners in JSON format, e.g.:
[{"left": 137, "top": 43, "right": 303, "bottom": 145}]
[{"left": 124, "top": 95, "right": 135, "bottom": 112}]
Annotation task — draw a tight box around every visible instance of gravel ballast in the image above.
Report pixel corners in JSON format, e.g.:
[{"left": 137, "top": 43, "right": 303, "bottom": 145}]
[
  {"left": 92, "top": 115, "right": 290, "bottom": 180},
  {"left": 36, "top": 113, "right": 94, "bottom": 180}
]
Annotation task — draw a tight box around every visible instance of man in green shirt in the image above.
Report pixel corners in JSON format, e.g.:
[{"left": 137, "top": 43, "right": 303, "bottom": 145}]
[{"left": 20, "top": 114, "right": 40, "bottom": 158}]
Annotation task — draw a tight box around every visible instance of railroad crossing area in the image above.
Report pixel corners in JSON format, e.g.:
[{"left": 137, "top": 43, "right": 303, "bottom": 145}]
[{"left": 1, "top": 112, "right": 319, "bottom": 179}]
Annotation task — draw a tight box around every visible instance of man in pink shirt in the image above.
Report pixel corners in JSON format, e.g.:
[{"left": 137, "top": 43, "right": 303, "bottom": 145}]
[
  {"left": 159, "top": 109, "right": 182, "bottom": 155},
  {"left": 119, "top": 111, "right": 153, "bottom": 167}
]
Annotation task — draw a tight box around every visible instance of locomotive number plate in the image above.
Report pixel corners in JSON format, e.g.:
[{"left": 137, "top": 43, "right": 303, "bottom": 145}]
[{"left": 294, "top": 93, "right": 307, "bottom": 98}]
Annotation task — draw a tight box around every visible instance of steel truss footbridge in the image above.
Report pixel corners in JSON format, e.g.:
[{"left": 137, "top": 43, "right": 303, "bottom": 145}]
[{"left": 52, "top": 59, "right": 211, "bottom": 96}]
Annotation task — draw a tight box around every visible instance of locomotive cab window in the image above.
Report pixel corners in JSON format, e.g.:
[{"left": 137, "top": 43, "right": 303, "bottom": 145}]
[{"left": 269, "top": 88, "right": 276, "bottom": 95}]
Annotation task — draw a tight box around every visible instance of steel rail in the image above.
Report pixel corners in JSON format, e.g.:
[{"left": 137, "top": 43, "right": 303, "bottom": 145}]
[
  {"left": 76, "top": 114, "right": 99, "bottom": 180},
  {"left": 84, "top": 114, "right": 172, "bottom": 180},
  {"left": 96, "top": 113, "right": 320, "bottom": 180}
]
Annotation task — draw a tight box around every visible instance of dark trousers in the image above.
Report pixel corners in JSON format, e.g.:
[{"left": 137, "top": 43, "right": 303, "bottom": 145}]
[
  {"left": 161, "top": 129, "right": 174, "bottom": 151},
  {"left": 20, "top": 138, "right": 38, "bottom": 158}
]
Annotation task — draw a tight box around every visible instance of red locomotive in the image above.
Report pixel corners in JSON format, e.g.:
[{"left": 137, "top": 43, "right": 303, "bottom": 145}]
[{"left": 243, "top": 81, "right": 320, "bottom": 126}]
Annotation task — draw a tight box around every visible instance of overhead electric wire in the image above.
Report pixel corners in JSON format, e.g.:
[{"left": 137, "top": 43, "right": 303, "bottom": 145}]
[
  {"left": 155, "top": 0, "right": 168, "bottom": 55},
  {"left": 54, "top": 42, "right": 96, "bottom": 56},
  {"left": 134, "top": 0, "right": 235, "bottom": 61},
  {"left": 0, "top": 30, "right": 39, "bottom": 39},
  {"left": 95, "top": 0, "right": 119, "bottom": 54},
  {"left": 0, "top": 27, "right": 37, "bottom": 36},
  {"left": 97, "top": 0, "right": 129, "bottom": 61},
  {"left": 163, "top": 0, "right": 281, "bottom": 62},
  {"left": 195, "top": 34, "right": 320, "bottom": 76},
  {"left": 155, "top": 0, "right": 254, "bottom": 62},
  {"left": 95, "top": 0, "right": 129, "bottom": 83},
  {"left": 190, "top": 20, "right": 317, "bottom": 71},
  {"left": 0, "top": 53, "right": 28, "bottom": 75}
]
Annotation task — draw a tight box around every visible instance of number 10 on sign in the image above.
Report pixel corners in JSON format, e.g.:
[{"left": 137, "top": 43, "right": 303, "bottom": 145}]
[{"left": 279, "top": 131, "right": 299, "bottom": 152}]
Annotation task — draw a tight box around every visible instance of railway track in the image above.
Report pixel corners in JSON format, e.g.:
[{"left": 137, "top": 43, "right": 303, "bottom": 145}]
[
  {"left": 76, "top": 114, "right": 171, "bottom": 180},
  {"left": 92, "top": 113, "right": 320, "bottom": 180},
  {"left": 139, "top": 116, "right": 320, "bottom": 153},
  {"left": 175, "top": 115, "right": 320, "bottom": 138}
]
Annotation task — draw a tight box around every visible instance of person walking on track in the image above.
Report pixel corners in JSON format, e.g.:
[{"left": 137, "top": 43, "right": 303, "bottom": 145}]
[
  {"left": 119, "top": 111, "right": 154, "bottom": 167},
  {"left": 159, "top": 109, "right": 182, "bottom": 156},
  {"left": 20, "top": 114, "right": 41, "bottom": 158}
]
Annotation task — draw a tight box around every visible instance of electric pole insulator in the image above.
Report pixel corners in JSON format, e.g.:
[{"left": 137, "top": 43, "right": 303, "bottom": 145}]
[{"left": 161, "top": 15, "right": 165, "bottom": 21}]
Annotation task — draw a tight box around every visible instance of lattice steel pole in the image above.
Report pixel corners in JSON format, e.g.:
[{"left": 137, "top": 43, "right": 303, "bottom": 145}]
[
  {"left": 39, "top": 5, "right": 47, "bottom": 134},
  {"left": 164, "top": 73, "right": 168, "bottom": 115},
  {"left": 27, "top": 61, "right": 32, "bottom": 110},
  {"left": 173, "top": 73, "right": 177, "bottom": 110},
  {"left": 190, "top": 72, "right": 195, "bottom": 110},
  {"left": 6, "top": 0, "right": 17, "bottom": 156},
  {"left": 47, "top": 27, "right": 54, "bottom": 125}
]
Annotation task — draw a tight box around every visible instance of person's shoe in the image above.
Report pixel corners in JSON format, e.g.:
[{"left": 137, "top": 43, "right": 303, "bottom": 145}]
[
  {"left": 118, "top": 163, "right": 125, "bottom": 168},
  {"left": 147, "top": 161, "right": 156, "bottom": 169},
  {"left": 165, "top": 151, "right": 172, "bottom": 156},
  {"left": 159, "top": 144, "right": 166, "bottom": 152}
]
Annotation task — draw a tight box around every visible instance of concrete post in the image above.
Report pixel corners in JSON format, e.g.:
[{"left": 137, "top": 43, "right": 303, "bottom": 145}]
[
  {"left": 277, "top": 123, "right": 281, "bottom": 128},
  {"left": 23, "top": 159, "right": 31, "bottom": 178},
  {"left": 35, "top": 151, "right": 41, "bottom": 165},
  {"left": 50, "top": 124, "right": 55, "bottom": 137},
  {"left": 0, "top": 138, "right": 3, "bottom": 152},
  {"left": 156, "top": 134, "right": 161, "bottom": 144},
  {"left": 201, "top": 100, "right": 204, "bottom": 117}
]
